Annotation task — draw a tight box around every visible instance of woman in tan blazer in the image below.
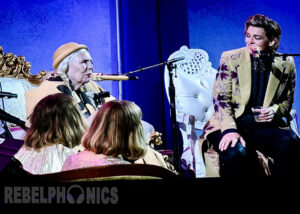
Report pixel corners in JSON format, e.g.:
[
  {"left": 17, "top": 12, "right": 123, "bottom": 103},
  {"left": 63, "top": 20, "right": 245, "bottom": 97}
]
[{"left": 202, "top": 14, "right": 300, "bottom": 176}]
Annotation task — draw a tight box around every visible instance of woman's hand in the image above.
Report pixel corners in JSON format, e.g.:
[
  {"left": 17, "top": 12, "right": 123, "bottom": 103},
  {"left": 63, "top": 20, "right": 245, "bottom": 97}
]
[
  {"left": 252, "top": 107, "right": 275, "bottom": 122},
  {"left": 219, "top": 132, "right": 246, "bottom": 152},
  {"left": 148, "top": 131, "right": 163, "bottom": 147}
]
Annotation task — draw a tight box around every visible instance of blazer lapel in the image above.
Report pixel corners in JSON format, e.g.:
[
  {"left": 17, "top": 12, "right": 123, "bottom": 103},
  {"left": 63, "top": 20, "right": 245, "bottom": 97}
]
[
  {"left": 263, "top": 57, "right": 285, "bottom": 107},
  {"left": 237, "top": 48, "right": 251, "bottom": 106}
]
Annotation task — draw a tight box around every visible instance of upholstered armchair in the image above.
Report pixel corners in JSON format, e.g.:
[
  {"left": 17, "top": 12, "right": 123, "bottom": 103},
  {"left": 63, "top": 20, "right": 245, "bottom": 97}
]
[
  {"left": 164, "top": 45, "right": 217, "bottom": 177},
  {"left": 0, "top": 46, "right": 47, "bottom": 139}
]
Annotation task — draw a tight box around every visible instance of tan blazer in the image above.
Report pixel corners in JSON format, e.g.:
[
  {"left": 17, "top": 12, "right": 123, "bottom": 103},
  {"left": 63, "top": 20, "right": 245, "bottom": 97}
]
[{"left": 203, "top": 47, "right": 296, "bottom": 139}]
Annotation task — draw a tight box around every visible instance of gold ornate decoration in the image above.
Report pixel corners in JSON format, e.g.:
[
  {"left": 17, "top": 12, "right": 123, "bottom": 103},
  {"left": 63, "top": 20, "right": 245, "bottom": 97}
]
[{"left": 0, "top": 45, "right": 47, "bottom": 85}]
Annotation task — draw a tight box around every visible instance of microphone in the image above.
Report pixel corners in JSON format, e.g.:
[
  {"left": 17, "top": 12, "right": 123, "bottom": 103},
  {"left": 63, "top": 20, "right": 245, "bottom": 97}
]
[
  {"left": 0, "top": 92, "right": 17, "bottom": 99},
  {"left": 0, "top": 109, "right": 27, "bottom": 130},
  {"left": 167, "top": 56, "right": 185, "bottom": 63},
  {"left": 91, "top": 73, "right": 139, "bottom": 81},
  {"left": 250, "top": 46, "right": 261, "bottom": 58}
]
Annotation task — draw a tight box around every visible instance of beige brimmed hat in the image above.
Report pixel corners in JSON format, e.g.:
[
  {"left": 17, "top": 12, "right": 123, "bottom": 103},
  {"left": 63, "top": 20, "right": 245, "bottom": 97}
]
[{"left": 52, "top": 42, "right": 88, "bottom": 69}]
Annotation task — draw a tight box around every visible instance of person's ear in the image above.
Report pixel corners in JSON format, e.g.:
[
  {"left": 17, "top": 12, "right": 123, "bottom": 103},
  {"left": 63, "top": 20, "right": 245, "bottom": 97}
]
[{"left": 269, "top": 40, "right": 275, "bottom": 47}]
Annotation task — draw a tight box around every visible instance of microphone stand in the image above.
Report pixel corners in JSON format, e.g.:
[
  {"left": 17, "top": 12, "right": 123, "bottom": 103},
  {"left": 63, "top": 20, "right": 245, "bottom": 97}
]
[
  {"left": 166, "top": 61, "right": 180, "bottom": 173},
  {"left": 126, "top": 59, "right": 182, "bottom": 172},
  {"left": 0, "top": 109, "right": 27, "bottom": 131},
  {"left": 0, "top": 121, "right": 13, "bottom": 139}
]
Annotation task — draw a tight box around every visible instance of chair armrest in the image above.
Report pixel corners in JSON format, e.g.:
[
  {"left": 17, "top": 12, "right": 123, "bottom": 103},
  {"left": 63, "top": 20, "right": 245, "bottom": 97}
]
[
  {"left": 290, "top": 109, "right": 300, "bottom": 138},
  {"left": 33, "top": 164, "right": 178, "bottom": 182}
]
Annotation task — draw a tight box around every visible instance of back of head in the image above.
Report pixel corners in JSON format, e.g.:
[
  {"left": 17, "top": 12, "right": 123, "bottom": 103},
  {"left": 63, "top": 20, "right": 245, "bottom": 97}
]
[
  {"left": 25, "top": 93, "right": 87, "bottom": 149},
  {"left": 82, "top": 100, "right": 147, "bottom": 160},
  {"left": 245, "top": 14, "right": 281, "bottom": 51}
]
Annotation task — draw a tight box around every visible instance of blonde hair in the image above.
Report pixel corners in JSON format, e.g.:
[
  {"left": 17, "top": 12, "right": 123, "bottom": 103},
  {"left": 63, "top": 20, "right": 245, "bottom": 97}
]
[
  {"left": 82, "top": 100, "right": 147, "bottom": 160},
  {"left": 25, "top": 93, "right": 88, "bottom": 149}
]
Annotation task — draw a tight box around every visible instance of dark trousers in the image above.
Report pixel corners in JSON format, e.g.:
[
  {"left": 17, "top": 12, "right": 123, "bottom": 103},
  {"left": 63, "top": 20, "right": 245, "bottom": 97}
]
[{"left": 207, "top": 127, "right": 300, "bottom": 177}]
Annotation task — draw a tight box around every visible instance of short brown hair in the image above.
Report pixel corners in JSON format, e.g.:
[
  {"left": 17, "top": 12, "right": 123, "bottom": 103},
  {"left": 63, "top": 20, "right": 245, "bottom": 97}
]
[
  {"left": 245, "top": 14, "right": 281, "bottom": 51},
  {"left": 82, "top": 100, "right": 147, "bottom": 160},
  {"left": 25, "top": 93, "right": 88, "bottom": 149}
]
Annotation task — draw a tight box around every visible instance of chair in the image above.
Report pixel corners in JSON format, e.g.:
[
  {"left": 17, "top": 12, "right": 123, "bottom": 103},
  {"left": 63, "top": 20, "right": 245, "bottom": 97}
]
[
  {"left": 290, "top": 109, "right": 300, "bottom": 139},
  {"left": 164, "top": 45, "right": 217, "bottom": 177},
  {"left": 164, "top": 45, "right": 300, "bottom": 177},
  {"left": 33, "top": 164, "right": 178, "bottom": 182},
  {"left": 0, "top": 45, "right": 47, "bottom": 139}
]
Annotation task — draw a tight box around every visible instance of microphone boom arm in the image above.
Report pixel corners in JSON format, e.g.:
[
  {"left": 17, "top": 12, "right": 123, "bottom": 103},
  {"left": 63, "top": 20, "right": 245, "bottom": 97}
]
[
  {"left": 274, "top": 53, "right": 300, "bottom": 60},
  {"left": 123, "top": 57, "right": 185, "bottom": 76},
  {"left": 0, "top": 109, "right": 27, "bottom": 131}
]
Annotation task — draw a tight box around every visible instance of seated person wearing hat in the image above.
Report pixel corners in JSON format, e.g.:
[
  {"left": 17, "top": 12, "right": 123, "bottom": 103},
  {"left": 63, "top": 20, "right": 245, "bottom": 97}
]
[{"left": 25, "top": 42, "right": 115, "bottom": 127}]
